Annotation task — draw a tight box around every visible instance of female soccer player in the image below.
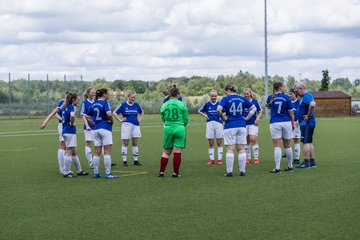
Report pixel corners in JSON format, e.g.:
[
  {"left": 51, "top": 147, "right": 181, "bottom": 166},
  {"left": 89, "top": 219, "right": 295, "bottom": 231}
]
[
  {"left": 80, "top": 87, "right": 96, "bottom": 168},
  {"left": 88, "top": 88, "right": 118, "bottom": 179},
  {"left": 158, "top": 87, "right": 188, "bottom": 177},
  {"left": 163, "top": 83, "right": 183, "bottom": 103},
  {"left": 243, "top": 88, "right": 263, "bottom": 164},
  {"left": 288, "top": 88, "right": 301, "bottom": 164},
  {"left": 198, "top": 90, "right": 223, "bottom": 165},
  {"left": 269, "top": 82, "right": 295, "bottom": 174},
  {"left": 217, "top": 84, "right": 256, "bottom": 177},
  {"left": 113, "top": 91, "right": 144, "bottom": 166},
  {"left": 40, "top": 98, "right": 66, "bottom": 174},
  {"left": 62, "top": 92, "right": 88, "bottom": 178}
]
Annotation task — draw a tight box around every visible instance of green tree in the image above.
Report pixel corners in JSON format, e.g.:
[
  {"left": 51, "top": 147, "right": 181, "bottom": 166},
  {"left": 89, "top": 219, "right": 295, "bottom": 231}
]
[
  {"left": 330, "top": 78, "right": 352, "bottom": 91},
  {"left": 320, "top": 69, "right": 330, "bottom": 91}
]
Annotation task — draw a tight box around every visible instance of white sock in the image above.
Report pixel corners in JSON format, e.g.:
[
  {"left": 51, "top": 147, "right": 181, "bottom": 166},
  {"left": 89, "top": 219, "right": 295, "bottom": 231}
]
[
  {"left": 245, "top": 145, "right": 251, "bottom": 159},
  {"left": 72, "top": 155, "right": 82, "bottom": 173},
  {"left": 93, "top": 155, "right": 100, "bottom": 175},
  {"left": 104, "top": 155, "right": 112, "bottom": 175},
  {"left": 122, "top": 145, "right": 127, "bottom": 162},
  {"left": 226, "top": 153, "right": 234, "bottom": 173},
  {"left": 285, "top": 148, "right": 293, "bottom": 168},
  {"left": 208, "top": 148, "right": 214, "bottom": 160},
  {"left": 57, "top": 149, "right": 65, "bottom": 171},
  {"left": 294, "top": 143, "right": 301, "bottom": 160},
  {"left": 85, "top": 146, "right": 93, "bottom": 165},
  {"left": 238, "top": 152, "right": 246, "bottom": 173},
  {"left": 217, "top": 147, "right": 223, "bottom": 161},
  {"left": 64, "top": 155, "right": 72, "bottom": 174},
  {"left": 132, "top": 146, "right": 139, "bottom": 161},
  {"left": 252, "top": 144, "right": 259, "bottom": 160},
  {"left": 274, "top": 147, "right": 281, "bottom": 170}
]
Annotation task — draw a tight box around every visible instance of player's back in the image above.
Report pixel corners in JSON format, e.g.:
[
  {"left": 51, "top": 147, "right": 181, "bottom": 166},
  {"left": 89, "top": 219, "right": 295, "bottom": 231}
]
[
  {"left": 161, "top": 99, "right": 188, "bottom": 127},
  {"left": 91, "top": 100, "right": 112, "bottom": 131},
  {"left": 270, "top": 93, "right": 293, "bottom": 123}
]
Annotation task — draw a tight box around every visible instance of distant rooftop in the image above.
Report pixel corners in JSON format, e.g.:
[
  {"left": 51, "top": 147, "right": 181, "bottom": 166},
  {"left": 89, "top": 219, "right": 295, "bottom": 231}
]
[{"left": 310, "top": 91, "right": 352, "bottom": 99}]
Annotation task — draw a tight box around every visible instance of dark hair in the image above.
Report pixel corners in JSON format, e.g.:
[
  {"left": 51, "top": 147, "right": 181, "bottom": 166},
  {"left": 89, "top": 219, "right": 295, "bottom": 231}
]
[
  {"left": 289, "top": 88, "right": 296, "bottom": 94},
  {"left": 96, "top": 88, "right": 108, "bottom": 100},
  {"left": 273, "top": 82, "right": 283, "bottom": 92},
  {"left": 224, "top": 84, "right": 237, "bottom": 93},
  {"left": 169, "top": 87, "right": 180, "bottom": 98},
  {"left": 83, "top": 87, "right": 94, "bottom": 99},
  {"left": 65, "top": 92, "right": 78, "bottom": 107}
]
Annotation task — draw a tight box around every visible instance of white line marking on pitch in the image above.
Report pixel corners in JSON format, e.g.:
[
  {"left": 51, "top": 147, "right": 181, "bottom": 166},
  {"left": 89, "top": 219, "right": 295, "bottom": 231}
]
[{"left": 0, "top": 147, "right": 38, "bottom": 152}]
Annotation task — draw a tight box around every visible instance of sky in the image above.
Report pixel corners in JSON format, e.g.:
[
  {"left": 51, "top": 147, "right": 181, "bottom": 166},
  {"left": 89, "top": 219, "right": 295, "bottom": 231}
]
[{"left": 0, "top": 0, "right": 359, "bottom": 82}]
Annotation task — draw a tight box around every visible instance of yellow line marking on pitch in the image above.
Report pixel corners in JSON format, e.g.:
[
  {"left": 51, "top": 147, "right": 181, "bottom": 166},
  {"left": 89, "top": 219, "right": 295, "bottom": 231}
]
[{"left": 111, "top": 170, "right": 148, "bottom": 177}]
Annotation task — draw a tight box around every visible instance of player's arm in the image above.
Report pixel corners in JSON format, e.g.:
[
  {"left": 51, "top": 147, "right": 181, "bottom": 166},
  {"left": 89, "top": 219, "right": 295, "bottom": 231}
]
[
  {"left": 113, "top": 112, "right": 124, "bottom": 123},
  {"left": 107, "top": 111, "right": 113, "bottom": 125},
  {"left": 55, "top": 113, "right": 62, "bottom": 121},
  {"left": 198, "top": 111, "right": 209, "bottom": 120},
  {"left": 289, "top": 110, "right": 295, "bottom": 130},
  {"left": 82, "top": 114, "right": 91, "bottom": 130},
  {"left": 70, "top": 112, "right": 76, "bottom": 126},
  {"left": 138, "top": 112, "right": 144, "bottom": 123},
  {"left": 216, "top": 105, "right": 227, "bottom": 122},
  {"left": 183, "top": 107, "right": 189, "bottom": 127},
  {"left": 254, "top": 111, "right": 263, "bottom": 126},
  {"left": 244, "top": 105, "right": 256, "bottom": 121},
  {"left": 40, "top": 107, "right": 59, "bottom": 129}
]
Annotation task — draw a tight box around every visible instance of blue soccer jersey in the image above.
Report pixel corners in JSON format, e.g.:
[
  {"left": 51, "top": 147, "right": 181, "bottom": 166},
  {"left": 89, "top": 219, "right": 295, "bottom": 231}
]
[
  {"left": 198, "top": 101, "right": 222, "bottom": 124},
  {"left": 292, "top": 98, "right": 300, "bottom": 121},
  {"left": 243, "top": 99, "right": 262, "bottom": 125},
  {"left": 57, "top": 99, "right": 65, "bottom": 123},
  {"left": 88, "top": 99, "right": 113, "bottom": 131},
  {"left": 270, "top": 93, "right": 294, "bottom": 123},
  {"left": 113, "top": 101, "right": 143, "bottom": 126},
  {"left": 62, "top": 104, "right": 76, "bottom": 134},
  {"left": 163, "top": 96, "right": 183, "bottom": 103},
  {"left": 80, "top": 99, "right": 94, "bottom": 130},
  {"left": 297, "top": 92, "right": 316, "bottom": 126},
  {"left": 219, "top": 94, "right": 253, "bottom": 129}
]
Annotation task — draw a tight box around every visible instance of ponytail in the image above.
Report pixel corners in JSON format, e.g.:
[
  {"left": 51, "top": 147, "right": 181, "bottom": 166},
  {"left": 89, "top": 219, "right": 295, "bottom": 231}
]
[{"left": 95, "top": 88, "right": 108, "bottom": 100}]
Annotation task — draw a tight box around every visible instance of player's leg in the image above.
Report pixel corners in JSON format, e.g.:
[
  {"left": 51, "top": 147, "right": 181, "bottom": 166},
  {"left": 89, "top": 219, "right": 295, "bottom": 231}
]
[
  {"left": 215, "top": 122, "right": 224, "bottom": 164},
  {"left": 236, "top": 128, "right": 247, "bottom": 176},
  {"left": 58, "top": 141, "right": 66, "bottom": 174},
  {"left": 245, "top": 126, "right": 251, "bottom": 163},
  {"left": 207, "top": 138, "right": 215, "bottom": 164},
  {"left": 216, "top": 138, "right": 223, "bottom": 164},
  {"left": 92, "top": 130, "right": 102, "bottom": 178},
  {"left": 172, "top": 126, "right": 186, "bottom": 177},
  {"left": 206, "top": 122, "right": 215, "bottom": 164},
  {"left": 121, "top": 123, "right": 130, "bottom": 166},
  {"left": 282, "top": 122, "right": 293, "bottom": 171},
  {"left": 131, "top": 138, "right": 141, "bottom": 165},
  {"left": 159, "top": 127, "right": 174, "bottom": 176},
  {"left": 270, "top": 123, "right": 282, "bottom": 173},
  {"left": 223, "top": 128, "right": 235, "bottom": 176}
]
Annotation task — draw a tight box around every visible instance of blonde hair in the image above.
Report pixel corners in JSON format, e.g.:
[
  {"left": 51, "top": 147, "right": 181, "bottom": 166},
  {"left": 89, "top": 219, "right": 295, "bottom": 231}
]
[
  {"left": 127, "top": 91, "right": 136, "bottom": 98},
  {"left": 83, "top": 87, "right": 94, "bottom": 99},
  {"left": 243, "top": 88, "right": 259, "bottom": 100}
]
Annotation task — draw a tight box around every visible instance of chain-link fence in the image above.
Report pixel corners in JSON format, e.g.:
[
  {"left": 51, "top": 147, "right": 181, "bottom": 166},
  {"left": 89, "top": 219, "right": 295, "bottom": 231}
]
[{"left": 0, "top": 73, "right": 85, "bottom": 118}]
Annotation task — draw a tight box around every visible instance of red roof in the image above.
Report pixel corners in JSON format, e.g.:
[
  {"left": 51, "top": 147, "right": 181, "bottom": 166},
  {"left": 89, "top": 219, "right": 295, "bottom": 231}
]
[{"left": 310, "top": 91, "right": 351, "bottom": 99}]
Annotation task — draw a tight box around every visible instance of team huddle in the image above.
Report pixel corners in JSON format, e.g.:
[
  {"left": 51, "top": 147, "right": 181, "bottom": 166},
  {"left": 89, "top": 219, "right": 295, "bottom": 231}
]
[{"left": 40, "top": 81, "right": 317, "bottom": 178}]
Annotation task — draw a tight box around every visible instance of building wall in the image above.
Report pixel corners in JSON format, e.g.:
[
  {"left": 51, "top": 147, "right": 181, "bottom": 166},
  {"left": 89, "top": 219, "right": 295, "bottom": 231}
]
[{"left": 314, "top": 98, "right": 351, "bottom": 117}]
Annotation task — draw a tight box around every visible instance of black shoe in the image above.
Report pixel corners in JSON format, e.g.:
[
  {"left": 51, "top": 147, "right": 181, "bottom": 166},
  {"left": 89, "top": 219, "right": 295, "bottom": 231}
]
[
  {"left": 77, "top": 170, "right": 89, "bottom": 176},
  {"left": 63, "top": 172, "right": 75, "bottom": 178},
  {"left": 293, "top": 159, "right": 300, "bottom": 164},
  {"left": 282, "top": 154, "right": 287, "bottom": 158},
  {"left": 172, "top": 173, "right": 181, "bottom": 178},
  {"left": 224, "top": 172, "right": 233, "bottom": 177},
  {"left": 284, "top": 167, "right": 294, "bottom": 172},
  {"left": 122, "top": 161, "right": 128, "bottom": 167},
  {"left": 134, "top": 161, "right": 142, "bottom": 166},
  {"left": 158, "top": 172, "right": 164, "bottom": 177},
  {"left": 111, "top": 163, "right": 117, "bottom": 167},
  {"left": 240, "top": 172, "right": 246, "bottom": 176},
  {"left": 270, "top": 168, "right": 281, "bottom": 174}
]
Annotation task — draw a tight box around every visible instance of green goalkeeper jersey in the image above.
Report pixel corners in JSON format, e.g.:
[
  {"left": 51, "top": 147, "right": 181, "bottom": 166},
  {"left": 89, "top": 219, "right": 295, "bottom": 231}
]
[{"left": 160, "top": 98, "right": 188, "bottom": 127}]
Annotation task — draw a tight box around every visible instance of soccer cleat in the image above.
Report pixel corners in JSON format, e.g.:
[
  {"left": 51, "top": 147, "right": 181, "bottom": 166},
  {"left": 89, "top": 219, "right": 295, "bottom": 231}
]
[
  {"left": 134, "top": 161, "right": 142, "bottom": 166},
  {"left": 217, "top": 160, "right": 223, "bottom": 165},
  {"left": 77, "top": 170, "right": 89, "bottom": 176},
  {"left": 172, "top": 173, "right": 181, "bottom": 178},
  {"left": 63, "top": 172, "right": 75, "bottom": 178},
  {"left": 207, "top": 160, "right": 215, "bottom": 165},
  {"left": 105, "top": 173, "right": 119, "bottom": 179},
  {"left": 254, "top": 159, "right": 260, "bottom": 165},
  {"left": 246, "top": 159, "right": 251, "bottom": 164},
  {"left": 282, "top": 153, "right": 287, "bottom": 158},
  {"left": 293, "top": 159, "right": 300, "bottom": 165},
  {"left": 89, "top": 164, "right": 94, "bottom": 169},
  {"left": 158, "top": 172, "right": 165, "bottom": 177},
  {"left": 284, "top": 167, "right": 294, "bottom": 172},
  {"left": 111, "top": 163, "right": 117, "bottom": 167},
  {"left": 270, "top": 168, "right": 281, "bottom": 174},
  {"left": 309, "top": 160, "right": 317, "bottom": 168},
  {"left": 296, "top": 161, "right": 310, "bottom": 169},
  {"left": 122, "top": 161, "right": 128, "bottom": 167},
  {"left": 240, "top": 172, "right": 246, "bottom": 176},
  {"left": 224, "top": 172, "right": 233, "bottom": 177},
  {"left": 93, "top": 173, "right": 101, "bottom": 179}
]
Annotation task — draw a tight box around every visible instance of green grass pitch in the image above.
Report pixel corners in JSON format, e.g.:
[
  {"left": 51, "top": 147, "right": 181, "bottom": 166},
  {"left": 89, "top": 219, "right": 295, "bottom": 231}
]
[{"left": 0, "top": 115, "right": 359, "bottom": 240}]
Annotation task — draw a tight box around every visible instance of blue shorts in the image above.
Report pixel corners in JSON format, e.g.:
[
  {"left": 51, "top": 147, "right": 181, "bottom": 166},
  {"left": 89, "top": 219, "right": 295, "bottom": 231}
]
[{"left": 300, "top": 123, "right": 315, "bottom": 144}]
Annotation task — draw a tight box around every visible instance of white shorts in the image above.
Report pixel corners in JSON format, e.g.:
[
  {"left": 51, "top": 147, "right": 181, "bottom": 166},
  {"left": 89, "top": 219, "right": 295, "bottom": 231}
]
[
  {"left": 206, "top": 121, "right": 224, "bottom": 139},
  {"left": 58, "top": 123, "right": 64, "bottom": 142},
  {"left": 121, "top": 122, "right": 141, "bottom": 139},
  {"left": 246, "top": 125, "right": 258, "bottom": 136},
  {"left": 84, "top": 130, "right": 94, "bottom": 142},
  {"left": 63, "top": 134, "right": 77, "bottom": 148},
  {"left": 292, "top": 125, "right": 301, "bottom": 139},
  {"left": 223, "top": 127, "right": 247, "bottom": 145},
  {"left": 270, "top": 122, "right": 292, "bottom": 140},
  {"left": 93, "top": 129, "right": 113, "bottom": 147}
]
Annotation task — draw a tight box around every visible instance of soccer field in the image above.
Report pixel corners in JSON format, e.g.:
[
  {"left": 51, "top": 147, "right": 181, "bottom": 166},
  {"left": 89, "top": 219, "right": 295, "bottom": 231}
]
[{"left": 0, "top": 115, "right": 359, "bottom": 240}]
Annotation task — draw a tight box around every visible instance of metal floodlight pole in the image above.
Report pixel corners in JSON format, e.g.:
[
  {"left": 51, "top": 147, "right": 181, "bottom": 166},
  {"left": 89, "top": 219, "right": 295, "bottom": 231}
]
[
  {"left": 64, "top": 74, "right": 67, "bottom": 95},
  {"left": 46, "top": 74, "right": 49, "bottom": 114},
  {"left": 264, "top": 0, "right": 269, "bottom": 118},
  {"left": 28, "top": 73, "right": 31, "bottom": 118},
  {"left": 80, "top": 74, "right": 83, "bottom": 99},
  {"left": 8, "top": 73, "right": 12, "bottom": 119}
]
